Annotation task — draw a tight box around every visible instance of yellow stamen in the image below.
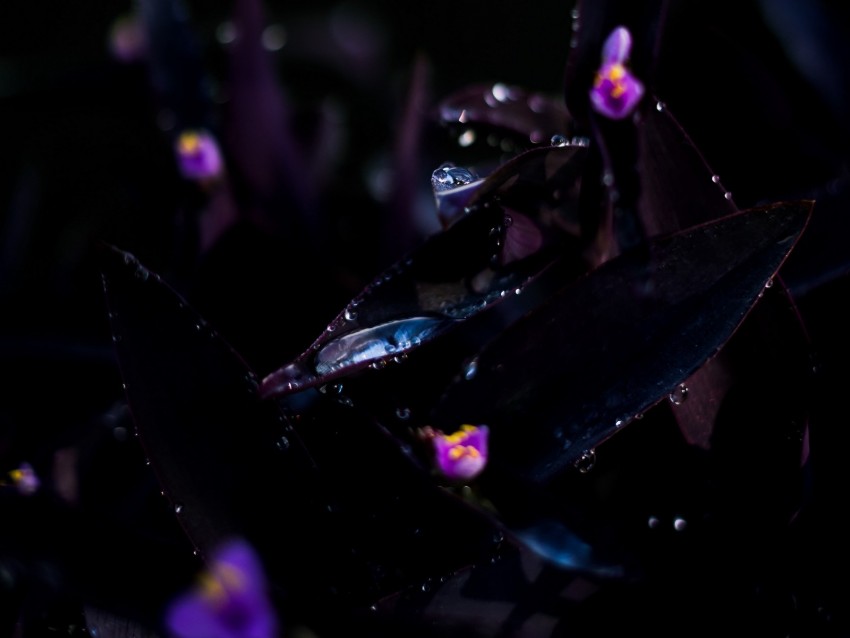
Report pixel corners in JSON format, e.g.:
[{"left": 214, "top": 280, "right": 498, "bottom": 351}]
[
  {"left": 178, "top": 132, "right": 202, "bottom": 155},
  {"left": 608, "top": 64, "right": 626, "bottom": 81},
  {"left": 199, "top": 562, "right": 245, "bottom": 604}
]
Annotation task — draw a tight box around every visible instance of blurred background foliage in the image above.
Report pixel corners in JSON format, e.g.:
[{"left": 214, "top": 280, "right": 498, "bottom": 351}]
[{"left": 2, "top": 0, "right": 850, "bottom": 635}]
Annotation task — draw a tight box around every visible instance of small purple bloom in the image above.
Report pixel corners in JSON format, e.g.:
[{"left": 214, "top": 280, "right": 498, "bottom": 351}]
[
  {"left": 433, "top": 425, "right": 489, "bottom": 481},
  {"left": 165, "top": 538, "right": 279, "bottom": 638},
  {"left": 589, "top": 26, "right": 645, "bottom": 120},
  {"left": 175, "top": 130, "right": 225, "bottom": 182},
  {"left": 8, "top": 462, "right": 39, "bottom": 495}
]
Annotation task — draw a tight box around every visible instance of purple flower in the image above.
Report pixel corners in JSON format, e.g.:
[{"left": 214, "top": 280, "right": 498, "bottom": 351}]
[
  {"left": 433, "top": 425, "right": 489, "bottom": 481},
  {"left": 165, "top": 538, "right": 279, "bottom": 638},
  {"left": 175, "top": 130, "right": 225, "bottom": 182},
  {"left": 589, "top": 26, "right": 645, "bottom": 120},
  {"left": 8, "top": 462, "right": 39, "bottom": 495}
]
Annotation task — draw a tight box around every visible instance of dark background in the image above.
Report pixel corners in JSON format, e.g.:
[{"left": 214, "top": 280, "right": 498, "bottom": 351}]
[{"left": 2, "top": 0, "right": 850, "bottom": 635}]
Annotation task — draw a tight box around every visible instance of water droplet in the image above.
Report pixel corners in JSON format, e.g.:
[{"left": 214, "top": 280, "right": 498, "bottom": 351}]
[
  {"left": 458, "top": 129, "right": 476, "bottom": 147},
  {"left": 216, "top": 21, "right": 237, "bottom": 44},
  {"left": 431, "top": 164, "right": 477, "bottom": 192},
  {"left": 134, "top": 266, "right": 149, "bottom": 281},
  {"left": 261, "top": 24, "right": 287, "bottom": 51},
  {"left": 314, "top": 317, "right": 445, "bottom": 376},
  {"left": 514, "top": 288, "right": 522, "bottom": 295},
  {"left": 764, "top": 278, "right": 774, "bottom": 289},
  {"left": 503, "top": 214, "right": 513, "bottom": 227},
  {"left": 276, "top": 436, "right": 290, "bottom": 451},
  {"left": 174, "top": 503, "right": 184, "bottom": 514},
  {"left": 111, "top": 334, "right": 122, "bottom": 343},
  {"left": 634, "top": 412, "right": 645, "bottom": 420},
  {"left": 319, "top": 383, "right": 344, "bottom": 395},
  {"left": 492, "top": 82, "right": 514, "bottom": 103},
  {"left": 571, "top": 136, "right": 590, "bottom": 147},
  {"left": 574, "top": 449, "right": 597, "bottom": 473},
  {"left": 344, "top": 308, "right": 358, "bottom": 321},
  {"left": 144, "top": 458, "right": 151, "bottom": 466},
  {"left": 615, "top": 419, "right": 625, "bottom": 428},
  {"left": 668, "top": 383, "right": 689, "bottom": 405},
  {"left": 395, "top": 407, "right": 411, "bottom": 420},
  {"left": 711, "top": 175, "right": 721, "bottom": 184},
  {"left": 673, "top": 517, "right": 687, "bottom": 532},
  {"left": 656, "top": 101, "right": 666, "bottom": 112},
  {"left": 602, "top": 172, "right": 615, "bottom": 187},
  {"left": 648, "top": 516, "right": 660, "bottom": 529},
  {"left": 551, "top": 134, "right": 569, "bottom": 147},
  {"left": 529, "top": 129, "right": 545, "bottom": 144},
  {"left": 724, "top": 191, "right": 733, "bottom": 200},
  {"left": 463, "top": 359, "right": 478, "bottom": 380}
]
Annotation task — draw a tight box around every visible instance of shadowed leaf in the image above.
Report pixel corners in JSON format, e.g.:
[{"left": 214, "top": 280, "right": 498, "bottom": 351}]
[{"left": 430, "top": 200, "right": 813, "bottom": 485}]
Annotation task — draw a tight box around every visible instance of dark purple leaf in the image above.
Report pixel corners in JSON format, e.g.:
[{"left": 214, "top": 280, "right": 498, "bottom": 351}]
[
  {"left": 222, "top": 0, "right": 315, "bottom": 238},
  {"left": 99, "top": 244, "right": 508, "bottom": 626},
  {"left": 99, "top": 244, "right": 343, "bottom": 605},
  {"left": 259, "top": 144, "right": 592, "bottom": 399},
  {"left": 636, "top": 102, "right": 738, "bottom": 236},
  {"left": 429, "top": 200, "right": 812, "bottom": 485}
]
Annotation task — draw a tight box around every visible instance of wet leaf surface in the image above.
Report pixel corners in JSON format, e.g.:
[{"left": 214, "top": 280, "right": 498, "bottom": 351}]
[{"left": 430, "top": 200, "right": 812, "bottom": 485}]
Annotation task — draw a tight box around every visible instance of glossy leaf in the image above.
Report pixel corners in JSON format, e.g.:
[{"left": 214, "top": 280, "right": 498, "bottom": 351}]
[
  {"left": 99, "top": 244, "right": 508, "bottom": 628},
  {"left": 430, "top": 200, "right": 813, "bottom": 485},
  {"left": 260, "top": 144, "right": 592, "bottom": 399}
]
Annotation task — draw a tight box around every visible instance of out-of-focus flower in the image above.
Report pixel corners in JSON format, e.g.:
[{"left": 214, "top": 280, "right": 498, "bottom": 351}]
[
  {"left": 175, "top": 130, "right": 225, "bottom": 182},
  {"left": 589, "top": 26, "right": 645, "bottom": 120},
  {"left": 6, "top": 462, "right": 40, "bottom": 496},
  {"left": 108, "top": 13, "right": 148, "bottom": 64},
  {"left": 165, "top": 537, "right": 278, "bottom": 638},
  {"left": 433, "top": 425, "right": 489, "bottom": 481}
]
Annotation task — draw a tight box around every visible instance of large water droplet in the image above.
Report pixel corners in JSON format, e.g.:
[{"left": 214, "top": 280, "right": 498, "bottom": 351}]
[
  {"left": 431, "top": 164, "right": 477, "bottom": 192},
  {"left": 463, "top": 358, "right": 478, "bottom": 380},
  {"left": 673, "top": 517, "right": 687, "bottom": 532},
  {"left": 551, "top": 134, "right": 569, "bottom": 147},
  {"left": 276, "top": 436, "right": 290, "bottom": 452},
  {"left": 344, "top": 308, "right": 358, "bottom": 321},
  {"left": 313, "top": 317, "right": 447, "bottom": 376}
]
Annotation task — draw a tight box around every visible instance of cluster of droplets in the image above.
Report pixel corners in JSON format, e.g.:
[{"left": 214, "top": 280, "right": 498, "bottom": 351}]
[
  {"left": 550, "top": 134, "right": 590, "bottom": 148},
  {"left": 648, "top": 515, "right": 688, "bottom": 532}
]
